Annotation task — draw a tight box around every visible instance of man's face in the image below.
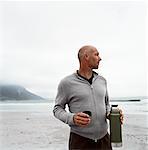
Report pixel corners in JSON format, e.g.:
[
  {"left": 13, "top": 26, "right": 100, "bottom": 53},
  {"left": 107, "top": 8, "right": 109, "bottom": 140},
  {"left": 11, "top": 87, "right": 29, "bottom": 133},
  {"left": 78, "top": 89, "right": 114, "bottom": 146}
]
[{"left": 87, "top": 48, "right": 102, "bottom": 69}]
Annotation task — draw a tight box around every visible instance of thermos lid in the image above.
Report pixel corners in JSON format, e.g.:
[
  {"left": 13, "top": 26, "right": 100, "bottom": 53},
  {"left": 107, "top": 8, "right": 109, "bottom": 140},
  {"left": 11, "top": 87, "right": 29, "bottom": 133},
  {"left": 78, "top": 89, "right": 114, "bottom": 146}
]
[
  {"left": 112, "top": 105, "right": 118, "bottom": 107},
  {"left": 111, "top": 105, "right": 119, "bottom": 112}
]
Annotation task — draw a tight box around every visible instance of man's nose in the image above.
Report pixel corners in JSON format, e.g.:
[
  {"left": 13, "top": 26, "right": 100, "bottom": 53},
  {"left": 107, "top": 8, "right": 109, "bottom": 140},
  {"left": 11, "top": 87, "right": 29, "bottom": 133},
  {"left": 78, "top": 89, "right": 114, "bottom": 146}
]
[{"left": 99, "top": 56, "right": 102, "bottom": 61}]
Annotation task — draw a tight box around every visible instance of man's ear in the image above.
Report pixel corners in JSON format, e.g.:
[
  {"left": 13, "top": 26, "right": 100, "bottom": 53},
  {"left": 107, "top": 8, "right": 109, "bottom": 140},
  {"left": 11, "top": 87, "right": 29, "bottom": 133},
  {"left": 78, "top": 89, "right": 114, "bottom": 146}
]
[{"left": 84, "top": 53, "right": 89, "bottom": 60}]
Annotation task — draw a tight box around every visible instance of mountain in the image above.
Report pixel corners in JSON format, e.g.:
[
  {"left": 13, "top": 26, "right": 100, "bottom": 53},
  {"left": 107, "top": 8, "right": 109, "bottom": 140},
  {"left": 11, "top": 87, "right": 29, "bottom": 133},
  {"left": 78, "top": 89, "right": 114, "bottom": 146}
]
[{"left": 0, "top": 84, "right": 45, "bottom": 100}]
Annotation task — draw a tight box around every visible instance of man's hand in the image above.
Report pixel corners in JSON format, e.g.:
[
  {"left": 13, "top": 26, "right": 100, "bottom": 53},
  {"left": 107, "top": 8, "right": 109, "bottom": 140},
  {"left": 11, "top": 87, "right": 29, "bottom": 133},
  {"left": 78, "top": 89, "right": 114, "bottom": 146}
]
[
  {"left": 119, "top": 109, "right": 124, "bottom": 125},
  {"left": 73, "top": 112, "right": 91, "bottom": 127},
  {"left": 106, "top": 108, "right": 124, "bottom": 124}
]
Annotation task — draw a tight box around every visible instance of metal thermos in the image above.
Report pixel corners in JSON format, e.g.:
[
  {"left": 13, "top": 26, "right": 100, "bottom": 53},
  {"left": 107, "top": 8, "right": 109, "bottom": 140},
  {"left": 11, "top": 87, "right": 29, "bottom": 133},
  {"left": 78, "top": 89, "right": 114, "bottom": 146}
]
[{"left": 110, "top": 105, "right": 122, "bottom": 147}]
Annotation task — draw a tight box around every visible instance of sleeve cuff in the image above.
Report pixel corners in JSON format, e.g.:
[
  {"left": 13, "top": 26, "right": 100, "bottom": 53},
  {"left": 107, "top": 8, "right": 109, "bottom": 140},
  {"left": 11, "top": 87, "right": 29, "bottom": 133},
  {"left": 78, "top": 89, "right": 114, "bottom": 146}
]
[{"left": 66, "top": 113, "right": 75, "bottom": 126}]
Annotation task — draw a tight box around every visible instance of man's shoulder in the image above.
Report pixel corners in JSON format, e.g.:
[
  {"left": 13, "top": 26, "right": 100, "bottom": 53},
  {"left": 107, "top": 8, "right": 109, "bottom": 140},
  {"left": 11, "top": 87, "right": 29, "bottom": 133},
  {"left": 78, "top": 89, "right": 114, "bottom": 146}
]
[
  {"left": 98, "top": 74, "right": 107, "bottom": 81},
  {"left": 60, "top": 73, "right": 76, "bottom": 85},
  {"left": 94, "top": 72, "right": 107, "bottom": 82}
]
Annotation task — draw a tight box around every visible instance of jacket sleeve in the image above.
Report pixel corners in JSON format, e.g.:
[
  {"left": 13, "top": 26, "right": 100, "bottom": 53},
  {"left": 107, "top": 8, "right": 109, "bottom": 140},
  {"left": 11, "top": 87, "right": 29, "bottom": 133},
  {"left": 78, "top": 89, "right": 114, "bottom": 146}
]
[
  {"left": 53, "top": 81, "right": 75, "bottom": 126},
  {"left": 105, "top": 88, "right": 111, "bottom": 114}
]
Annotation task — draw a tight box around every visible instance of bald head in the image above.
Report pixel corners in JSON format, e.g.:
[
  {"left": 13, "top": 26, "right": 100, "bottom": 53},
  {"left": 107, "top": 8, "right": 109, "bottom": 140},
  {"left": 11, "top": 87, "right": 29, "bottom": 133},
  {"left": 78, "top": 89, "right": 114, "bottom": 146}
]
[
  {"left": 78, "top": 45, "right": 96, "bottom": 62},
  {"left": 77, "top": 45, "right": 101, "bottom": 69}
]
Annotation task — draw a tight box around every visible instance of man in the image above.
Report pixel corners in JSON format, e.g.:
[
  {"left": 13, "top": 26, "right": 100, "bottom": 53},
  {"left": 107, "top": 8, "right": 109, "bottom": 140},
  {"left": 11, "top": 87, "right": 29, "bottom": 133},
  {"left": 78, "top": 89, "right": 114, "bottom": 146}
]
[{"left": 53, "top": 45, "right": 123, "bottom": 150}]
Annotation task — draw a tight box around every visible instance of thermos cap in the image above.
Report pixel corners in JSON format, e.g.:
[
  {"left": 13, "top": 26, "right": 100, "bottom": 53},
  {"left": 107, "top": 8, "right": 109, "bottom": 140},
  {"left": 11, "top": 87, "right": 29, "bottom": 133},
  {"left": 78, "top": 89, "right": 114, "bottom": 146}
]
[
  {"left": 112, "top": 105, "right": 118, "bottom": 107},
  {"left": 111, "top": 105, "right": 119, "bottom": 113}
]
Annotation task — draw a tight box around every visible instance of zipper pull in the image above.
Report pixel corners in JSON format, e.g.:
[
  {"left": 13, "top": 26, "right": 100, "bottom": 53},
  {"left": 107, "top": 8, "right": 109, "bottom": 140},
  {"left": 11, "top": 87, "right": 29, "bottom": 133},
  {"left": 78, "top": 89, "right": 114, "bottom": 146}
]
[{"left": 91, "top": 85, "right": 93, "bottom": 89}]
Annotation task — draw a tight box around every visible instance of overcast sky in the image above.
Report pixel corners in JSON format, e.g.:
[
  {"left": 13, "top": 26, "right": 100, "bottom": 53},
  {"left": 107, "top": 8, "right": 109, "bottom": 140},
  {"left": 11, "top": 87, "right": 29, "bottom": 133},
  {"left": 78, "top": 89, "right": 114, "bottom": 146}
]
[{"left": 0, "top": 0, "right": 147, "bottom": 98}]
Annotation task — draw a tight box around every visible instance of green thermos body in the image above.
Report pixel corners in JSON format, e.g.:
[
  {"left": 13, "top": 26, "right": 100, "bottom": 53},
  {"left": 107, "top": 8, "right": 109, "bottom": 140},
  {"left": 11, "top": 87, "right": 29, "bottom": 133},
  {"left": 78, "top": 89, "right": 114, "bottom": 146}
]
[{"left": 110, "top": 105, "right": 122, "bottom": 147}]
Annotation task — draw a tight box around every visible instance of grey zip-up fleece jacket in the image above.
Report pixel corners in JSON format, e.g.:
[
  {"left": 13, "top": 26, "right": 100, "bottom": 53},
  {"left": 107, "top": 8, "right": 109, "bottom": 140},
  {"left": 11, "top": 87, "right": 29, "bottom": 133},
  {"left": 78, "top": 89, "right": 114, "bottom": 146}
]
[{"left": 53, "top": 72, "right": 111, "bottom": 140}]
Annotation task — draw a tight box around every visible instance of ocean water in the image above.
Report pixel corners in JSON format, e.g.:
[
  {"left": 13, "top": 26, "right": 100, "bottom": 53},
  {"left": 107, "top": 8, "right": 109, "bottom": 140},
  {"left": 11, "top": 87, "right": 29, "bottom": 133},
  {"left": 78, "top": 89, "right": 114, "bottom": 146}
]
[
  {"left": 111, "top": 99, "right": 148, "bottom": 115},
  {"left": 0, "top": 101, "right": 53, "bottom": 112},
  {"left": 0, "top": 99, "right": 147, "bottom": 115}
]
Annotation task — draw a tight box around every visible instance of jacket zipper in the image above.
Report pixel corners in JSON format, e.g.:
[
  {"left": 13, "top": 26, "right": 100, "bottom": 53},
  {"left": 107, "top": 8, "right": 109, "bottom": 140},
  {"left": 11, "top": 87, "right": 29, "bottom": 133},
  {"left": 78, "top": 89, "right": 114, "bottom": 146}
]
[
  {"left": 90, "top": 83, "right": 99, "bottom": 140},
  {"left": 77, "top": 74, "right": 100, "bottom": 140}
]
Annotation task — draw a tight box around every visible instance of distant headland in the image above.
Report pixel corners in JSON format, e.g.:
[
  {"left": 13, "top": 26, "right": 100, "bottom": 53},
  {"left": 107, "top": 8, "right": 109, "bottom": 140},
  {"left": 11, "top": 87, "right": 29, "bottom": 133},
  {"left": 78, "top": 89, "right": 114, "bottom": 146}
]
[
  {"left": 110, "top": 96, "right": 148, "bottom": 102},
  {"left": 0, "top": 84, "right": 45, "bottom": 101}
]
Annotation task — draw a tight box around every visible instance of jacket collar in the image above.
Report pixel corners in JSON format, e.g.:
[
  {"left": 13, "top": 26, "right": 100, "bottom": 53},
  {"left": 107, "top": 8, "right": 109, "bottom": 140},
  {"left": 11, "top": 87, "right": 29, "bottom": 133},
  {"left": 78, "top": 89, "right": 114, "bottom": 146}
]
[{"left": 74, "top": 70, "right": 98, "bottom": 81}]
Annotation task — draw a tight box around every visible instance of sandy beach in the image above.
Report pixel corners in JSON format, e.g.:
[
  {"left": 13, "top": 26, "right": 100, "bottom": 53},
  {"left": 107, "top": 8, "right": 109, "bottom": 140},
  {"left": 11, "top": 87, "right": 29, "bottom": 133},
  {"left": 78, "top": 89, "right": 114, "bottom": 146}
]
[{"left": 0, "top": 103, "right": 148, "bottom": 150}]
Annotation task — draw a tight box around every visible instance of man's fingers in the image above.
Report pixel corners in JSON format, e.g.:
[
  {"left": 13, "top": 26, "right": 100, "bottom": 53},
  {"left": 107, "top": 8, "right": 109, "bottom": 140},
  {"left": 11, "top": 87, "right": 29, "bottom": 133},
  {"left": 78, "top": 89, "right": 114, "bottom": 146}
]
[
  {"left": 77, "top": 112, "right": 90, "bottom": 118},
  {"left": 75, "top": 119, "right": 90, "bottom": 125},
  {"left": 75, "top": 115, "right": 90, "bottom": 124},
  {"left": 74, "top": 112, "right": 91, "bottom": 127},
  {"left": 119, "top": 109, "right": 124, "bottom": 124},
  {"left": 75, "top": 114, "right": 90, "bottom": 121}
]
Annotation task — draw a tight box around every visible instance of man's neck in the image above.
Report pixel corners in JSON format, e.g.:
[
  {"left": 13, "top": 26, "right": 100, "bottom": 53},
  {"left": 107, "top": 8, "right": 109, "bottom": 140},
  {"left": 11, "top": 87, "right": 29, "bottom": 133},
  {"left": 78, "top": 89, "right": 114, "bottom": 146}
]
[{"left": 78, "top": 68, "right": 93, "bottom": 80}]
